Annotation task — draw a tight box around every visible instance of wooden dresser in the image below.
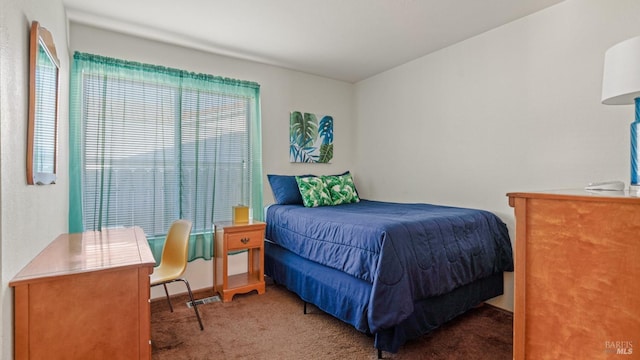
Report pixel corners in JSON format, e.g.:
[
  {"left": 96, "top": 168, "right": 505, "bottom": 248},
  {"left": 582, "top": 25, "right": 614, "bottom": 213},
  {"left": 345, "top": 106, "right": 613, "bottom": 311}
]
[
  {"left": 9, "top": 227, "right": 156, "bottom": 360},
  {"left": 507, "top": 190, "right": 640, "bottom": 359}
]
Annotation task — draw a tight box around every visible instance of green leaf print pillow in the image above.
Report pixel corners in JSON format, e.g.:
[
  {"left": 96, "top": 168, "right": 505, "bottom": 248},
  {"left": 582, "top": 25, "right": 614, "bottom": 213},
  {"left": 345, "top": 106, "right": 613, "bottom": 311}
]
[
  {"left": 295, "top": 176, "right": 333, "bottom": 207},
  {"left": 322, "top": 173, "right": 360, "bottom": 205}
]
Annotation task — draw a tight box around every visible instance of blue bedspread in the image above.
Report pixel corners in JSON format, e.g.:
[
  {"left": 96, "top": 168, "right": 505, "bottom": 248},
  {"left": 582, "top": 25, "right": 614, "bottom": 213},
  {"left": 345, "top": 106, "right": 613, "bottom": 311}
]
[{"left": 265, "top": 200, "right": 513, "bottom": 333}]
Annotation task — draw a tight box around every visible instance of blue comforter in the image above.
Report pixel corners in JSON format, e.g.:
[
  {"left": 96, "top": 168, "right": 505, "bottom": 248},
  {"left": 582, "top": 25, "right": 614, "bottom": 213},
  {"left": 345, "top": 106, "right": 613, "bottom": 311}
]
[{"left": 265, "top": 200, "right": 513, "bottom": 333}]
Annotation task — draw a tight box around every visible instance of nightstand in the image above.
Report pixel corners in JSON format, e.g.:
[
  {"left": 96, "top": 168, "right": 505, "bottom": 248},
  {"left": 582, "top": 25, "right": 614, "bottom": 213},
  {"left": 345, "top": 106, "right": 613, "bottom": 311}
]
[{"left": 213, "top": 220, "right": 266, "bottom": 302}]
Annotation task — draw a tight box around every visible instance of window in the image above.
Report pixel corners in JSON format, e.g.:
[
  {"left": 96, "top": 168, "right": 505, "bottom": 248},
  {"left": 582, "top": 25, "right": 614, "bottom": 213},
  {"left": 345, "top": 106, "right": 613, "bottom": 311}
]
[{"left": 69, "top": 52, "right": 263, "bottom": 262}]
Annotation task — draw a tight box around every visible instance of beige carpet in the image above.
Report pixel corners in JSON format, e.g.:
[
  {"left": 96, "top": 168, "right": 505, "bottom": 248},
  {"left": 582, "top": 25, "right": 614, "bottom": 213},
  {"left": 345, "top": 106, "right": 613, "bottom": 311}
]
[{"left": 151, "top": 280, "right": 512, "bottom": 359}]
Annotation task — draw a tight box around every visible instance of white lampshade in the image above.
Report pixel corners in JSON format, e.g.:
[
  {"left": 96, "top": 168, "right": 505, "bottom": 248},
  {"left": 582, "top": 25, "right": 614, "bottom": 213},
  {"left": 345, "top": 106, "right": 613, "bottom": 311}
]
[{"left": 602, "top": 35, "right": 640, "bottom": 105}]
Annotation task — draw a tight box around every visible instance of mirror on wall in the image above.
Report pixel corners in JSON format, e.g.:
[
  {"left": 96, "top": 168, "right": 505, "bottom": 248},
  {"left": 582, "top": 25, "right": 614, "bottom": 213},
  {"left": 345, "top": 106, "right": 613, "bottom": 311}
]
[{"left": 27, "top": 21, "right": 60, "bottom": 185}]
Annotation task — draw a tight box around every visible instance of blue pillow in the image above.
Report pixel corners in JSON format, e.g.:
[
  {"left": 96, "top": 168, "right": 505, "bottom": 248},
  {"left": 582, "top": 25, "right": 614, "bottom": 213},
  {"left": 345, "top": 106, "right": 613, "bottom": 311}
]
[
  {"left": 267, "top": 174, "right": 309, "bottom": 205},
  {"left": 268, "top": 171, "right": 356, "bottom": 205}
]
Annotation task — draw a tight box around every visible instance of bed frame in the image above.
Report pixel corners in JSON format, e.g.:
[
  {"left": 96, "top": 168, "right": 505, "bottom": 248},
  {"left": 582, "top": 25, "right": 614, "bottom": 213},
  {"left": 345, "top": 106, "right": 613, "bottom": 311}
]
[{"left": 264, "top": 240, "right": 505, "bottom": 358}]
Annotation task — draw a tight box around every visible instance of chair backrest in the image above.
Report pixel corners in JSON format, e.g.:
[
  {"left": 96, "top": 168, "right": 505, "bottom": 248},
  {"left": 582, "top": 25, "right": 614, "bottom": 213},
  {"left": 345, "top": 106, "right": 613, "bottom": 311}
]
[{"left": 159, "top": 219, "right": 192, "bottom": 277}]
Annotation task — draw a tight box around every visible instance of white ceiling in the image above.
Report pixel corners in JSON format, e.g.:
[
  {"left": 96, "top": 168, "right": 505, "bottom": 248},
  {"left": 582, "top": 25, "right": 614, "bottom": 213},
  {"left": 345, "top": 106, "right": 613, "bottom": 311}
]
[{"left": 63, "top": 0, "right": 564, "bottom": 83}]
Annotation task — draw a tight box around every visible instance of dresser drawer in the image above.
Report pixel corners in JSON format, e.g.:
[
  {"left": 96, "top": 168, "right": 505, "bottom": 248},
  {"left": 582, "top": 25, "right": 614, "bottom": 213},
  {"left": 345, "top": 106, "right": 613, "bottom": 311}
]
[{"left": 226, "top": 230, "right": 263, "bottom": 250}]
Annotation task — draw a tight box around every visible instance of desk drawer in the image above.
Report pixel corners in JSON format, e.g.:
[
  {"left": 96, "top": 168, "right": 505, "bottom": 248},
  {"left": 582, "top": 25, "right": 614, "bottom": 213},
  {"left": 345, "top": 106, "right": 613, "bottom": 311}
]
[{"left": 226, "top": 230, "right": 263, "bottom": 250}]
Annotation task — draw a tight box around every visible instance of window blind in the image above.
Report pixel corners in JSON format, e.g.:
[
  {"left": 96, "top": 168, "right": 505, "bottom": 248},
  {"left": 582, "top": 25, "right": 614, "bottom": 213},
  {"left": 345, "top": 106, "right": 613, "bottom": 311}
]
[{"left": 69, "top": 52, "right": 262, "bottom": 262}]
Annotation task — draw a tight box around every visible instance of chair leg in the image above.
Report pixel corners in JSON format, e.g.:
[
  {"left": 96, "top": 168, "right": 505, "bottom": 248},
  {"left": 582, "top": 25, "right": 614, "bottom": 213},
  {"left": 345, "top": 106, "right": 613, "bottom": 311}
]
[
  {"left": 180, "top": 278, "right": 204, "bottom": 331},
  {"left": 162, "top": 283, "right": 174, "bottom": 312}
]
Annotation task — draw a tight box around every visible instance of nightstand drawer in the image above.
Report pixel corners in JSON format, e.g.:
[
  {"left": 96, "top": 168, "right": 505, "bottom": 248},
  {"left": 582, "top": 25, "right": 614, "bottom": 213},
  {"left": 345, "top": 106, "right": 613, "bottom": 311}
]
[{"left": 226, "top": 230, "right": 263, "bottom": 250}]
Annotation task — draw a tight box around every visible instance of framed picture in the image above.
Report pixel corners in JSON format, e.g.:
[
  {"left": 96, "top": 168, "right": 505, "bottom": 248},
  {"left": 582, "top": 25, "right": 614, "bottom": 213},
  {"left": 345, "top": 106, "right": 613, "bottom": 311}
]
[{"left": 289, "top": 111, "right": 333, "bottom": 163}]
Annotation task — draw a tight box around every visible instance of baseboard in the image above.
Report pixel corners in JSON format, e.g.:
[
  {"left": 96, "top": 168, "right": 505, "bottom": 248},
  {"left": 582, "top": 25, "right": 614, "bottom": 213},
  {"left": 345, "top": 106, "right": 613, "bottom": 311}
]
[
  {"left": 483, "top": 302, "right": 514, "bottom": 315},
  {"left": 150, "top": 287, "right": 217, "bottom": 304}
]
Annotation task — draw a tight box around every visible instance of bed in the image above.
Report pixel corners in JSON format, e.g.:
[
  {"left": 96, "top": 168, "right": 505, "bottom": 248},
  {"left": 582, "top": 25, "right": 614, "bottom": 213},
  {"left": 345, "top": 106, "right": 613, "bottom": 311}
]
[{"left": 263, "top": 174, "right": 513, "bottom": 356}]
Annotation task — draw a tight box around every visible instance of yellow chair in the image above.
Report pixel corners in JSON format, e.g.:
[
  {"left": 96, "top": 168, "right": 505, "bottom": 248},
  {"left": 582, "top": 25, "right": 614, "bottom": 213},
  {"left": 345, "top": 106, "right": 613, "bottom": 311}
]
[{"left": 150, "top": 219, "right": 204, "bottom": 330}]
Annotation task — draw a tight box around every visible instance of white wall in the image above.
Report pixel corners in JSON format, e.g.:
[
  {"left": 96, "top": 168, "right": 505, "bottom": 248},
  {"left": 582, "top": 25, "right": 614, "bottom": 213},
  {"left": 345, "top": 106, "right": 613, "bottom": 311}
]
[
  {"left": 0, "top": 0, "right": 70, "bottom": 358},
  {"left": 353, "top": 0, "right": 640, "bottom": 311},
  {"left": 68, "top": 23, "right": 355, "bottom": 298}
]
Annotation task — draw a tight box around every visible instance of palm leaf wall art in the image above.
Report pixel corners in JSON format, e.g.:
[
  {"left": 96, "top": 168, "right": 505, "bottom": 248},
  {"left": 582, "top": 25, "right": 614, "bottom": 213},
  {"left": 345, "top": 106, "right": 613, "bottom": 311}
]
[{"left": 290, "top": 111, "right": 333, "bottom": 163}]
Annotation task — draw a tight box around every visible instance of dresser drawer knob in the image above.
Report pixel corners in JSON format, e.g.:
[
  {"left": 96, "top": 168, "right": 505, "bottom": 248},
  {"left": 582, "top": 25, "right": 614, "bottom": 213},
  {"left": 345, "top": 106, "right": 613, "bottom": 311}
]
[{"left": 241, "top": 237, "right": 250, "bottom": 244}]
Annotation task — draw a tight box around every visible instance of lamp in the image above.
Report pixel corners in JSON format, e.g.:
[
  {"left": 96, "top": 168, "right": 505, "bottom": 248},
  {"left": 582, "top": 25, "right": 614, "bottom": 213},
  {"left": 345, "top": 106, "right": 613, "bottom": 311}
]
[{"left": 602, "top": 35, "right": 640, "bottom": 191}]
